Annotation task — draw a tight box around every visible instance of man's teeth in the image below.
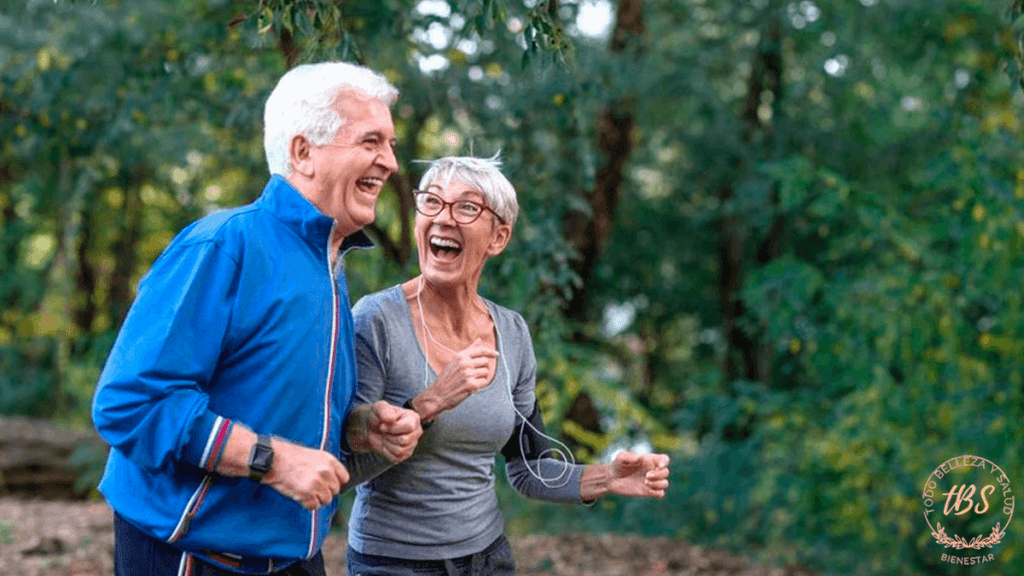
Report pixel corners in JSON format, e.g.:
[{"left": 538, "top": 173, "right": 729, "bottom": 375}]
[{"left": 357, "top": 178, "right": 383, "bottom": 187}]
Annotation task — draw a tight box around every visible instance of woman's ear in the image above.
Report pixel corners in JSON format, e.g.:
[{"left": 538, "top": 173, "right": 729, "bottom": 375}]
[
  {"left": 486, "top": 222, "right": 512, "bottom": 256},
  {"left": 288, "top": 134, "right": 315, "bottom": 178}
]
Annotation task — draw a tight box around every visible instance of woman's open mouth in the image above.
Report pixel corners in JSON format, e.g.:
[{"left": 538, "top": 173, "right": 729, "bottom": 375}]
[{"left": 429, "top": 236, "right": 462, "bottom": 261}]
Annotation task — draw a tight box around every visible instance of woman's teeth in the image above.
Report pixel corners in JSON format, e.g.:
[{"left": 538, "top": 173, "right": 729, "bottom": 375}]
[{"left": 430, "top": 236, "right": 462, "bottom": 257}]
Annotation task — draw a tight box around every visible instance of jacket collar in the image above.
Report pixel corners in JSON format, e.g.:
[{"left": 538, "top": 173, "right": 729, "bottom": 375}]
[{"left": 257, "top": 175, "right": 374, "bottom": 256}]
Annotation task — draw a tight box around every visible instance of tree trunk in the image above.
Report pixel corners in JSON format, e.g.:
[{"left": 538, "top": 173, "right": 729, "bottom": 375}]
[
  {"left": 719, "top": 191, "right": 757, "bottom": 381},
  {"left": 0, "top": 171, "right": 19, "bottom": 310},
  {"left": 72, "top": 200, "right": 97, "bottom": 335},
  {"left": 563, "top": 0, "right": 644, "bottom": 322},
  {"left": 278, "top": 26, "right": 298, "bottom": 69},
  {"left": 108, "top": 173, "right": 144, "bottom": 327},
  {"left": 559, "top": 0, "right": 646, "bottom": 448},
  {"left": 719, "top": 10, "right": 784, "bottom": 384}
]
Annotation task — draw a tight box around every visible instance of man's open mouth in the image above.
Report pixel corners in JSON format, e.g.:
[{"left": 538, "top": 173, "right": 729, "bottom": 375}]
[{"left": 356, "top": 177, "right": 384, "bottom": 192}]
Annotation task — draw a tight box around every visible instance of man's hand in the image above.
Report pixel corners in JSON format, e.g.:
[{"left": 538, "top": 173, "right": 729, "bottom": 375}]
[
  {"left": 415, "top": 337, "right": 498, "bottom": 420},
  {"left": 346, "top": 401, "right": 422, "bottom": 463},
  {"left": 214, "top": 425, "right": 347, "bottom": 510},
  {"left": 262, "top": 438, "right": 350, "bottom": 511}
]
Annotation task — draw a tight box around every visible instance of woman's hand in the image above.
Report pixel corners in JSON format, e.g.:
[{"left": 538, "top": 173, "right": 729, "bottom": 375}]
[
  {"left": 412, "top": 337, "right": 498, "bottom": 421},
  {"left": 346, "top": 401, "right": 422, "bottom": 463},
  {"left": 580, "top": 451, "right": 671, "bottom": 501},
  {"left": 608, "top": 451, "right": 671, "bottom": 498}
]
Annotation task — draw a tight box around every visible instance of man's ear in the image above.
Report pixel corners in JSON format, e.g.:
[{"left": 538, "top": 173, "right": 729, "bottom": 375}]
[
  {"left": 289, "top": 134, "right": 315, "bottom": 178},
  {"left": 486, "top": 222, "right": 512, "bottom": 257}
]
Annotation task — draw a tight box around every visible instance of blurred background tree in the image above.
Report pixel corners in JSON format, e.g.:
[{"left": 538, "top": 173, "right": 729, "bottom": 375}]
[{"left": 2, "top": 0, "right": 1023, "bottom": 574}]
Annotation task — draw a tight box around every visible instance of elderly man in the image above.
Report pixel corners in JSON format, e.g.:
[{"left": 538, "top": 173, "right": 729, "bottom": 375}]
[{"left": 92, "top": 62, "right": 421, "bottom": 576}]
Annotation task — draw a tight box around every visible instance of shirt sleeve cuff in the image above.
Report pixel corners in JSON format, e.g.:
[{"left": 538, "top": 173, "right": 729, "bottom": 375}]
[{"left": 182, "top": 411, "right": 234, "bottom": 472}]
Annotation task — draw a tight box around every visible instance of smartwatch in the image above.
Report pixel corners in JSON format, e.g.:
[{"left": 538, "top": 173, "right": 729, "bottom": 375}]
[{"left": 248, "top": 434, "right": 274, "bottom": 482}]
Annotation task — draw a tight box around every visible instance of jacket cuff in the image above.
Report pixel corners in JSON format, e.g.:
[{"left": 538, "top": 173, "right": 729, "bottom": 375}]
[{"left": 182, "top": 411, "right": 233, "bottom": 472}]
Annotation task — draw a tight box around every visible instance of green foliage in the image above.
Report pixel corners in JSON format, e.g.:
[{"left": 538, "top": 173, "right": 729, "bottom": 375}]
[
  {"left": 4, "top": 0, "right": 1024, "bottom": 575},
  {"left": 494, "top": 0, "right": 1024, "bottom": 574},
  {"left": 68, "top": 441, "right": 107, "bottom": 497},
  {"left": 1007, "top": 0, "right": 1024, "bottom": 91}
]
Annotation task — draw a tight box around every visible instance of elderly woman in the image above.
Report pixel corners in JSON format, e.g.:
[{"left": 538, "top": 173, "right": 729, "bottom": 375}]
[{"left": 342, "top": 156, "right": 671, "bottom": 575}]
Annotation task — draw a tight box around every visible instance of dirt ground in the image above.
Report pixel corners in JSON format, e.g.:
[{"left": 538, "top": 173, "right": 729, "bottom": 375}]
[{"left": 0, "top": 497, "right": 812, "bottom": 576}]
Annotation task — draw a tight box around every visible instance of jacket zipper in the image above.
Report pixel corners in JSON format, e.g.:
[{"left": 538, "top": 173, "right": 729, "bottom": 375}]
[
  {"left": 308, "top": 223, "right": 340, "bottom": 559},
  {"left": 168, "top": 475, "right": 214, "bottom": 543}
]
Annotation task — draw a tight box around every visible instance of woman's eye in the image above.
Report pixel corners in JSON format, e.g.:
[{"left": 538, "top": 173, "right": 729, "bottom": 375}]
[{"left": 457, "top": 203, "right": 481, "bottom": 215}]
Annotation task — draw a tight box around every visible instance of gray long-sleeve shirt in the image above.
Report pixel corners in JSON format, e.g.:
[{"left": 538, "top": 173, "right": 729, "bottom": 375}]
[{"left": 344, "top": 285, "right": 585, "bottom": 560}]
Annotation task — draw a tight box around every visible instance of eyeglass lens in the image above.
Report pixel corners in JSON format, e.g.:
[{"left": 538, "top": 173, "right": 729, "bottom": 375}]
[{"left": 415, "top": 192, "right": 485, "bottom": 223}]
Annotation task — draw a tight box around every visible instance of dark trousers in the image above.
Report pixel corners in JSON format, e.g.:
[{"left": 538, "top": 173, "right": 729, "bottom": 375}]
[
  {"left": 114, "top": 513, "right": 326, "bottom": 576},
  {"left": 346, "top": 535, "right": 516, "bottom": 576}
]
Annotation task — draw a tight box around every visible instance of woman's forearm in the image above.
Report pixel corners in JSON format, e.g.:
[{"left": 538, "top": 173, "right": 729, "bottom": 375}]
[{"left": 579, "top": 463, "right": 612, "bottom": 502}]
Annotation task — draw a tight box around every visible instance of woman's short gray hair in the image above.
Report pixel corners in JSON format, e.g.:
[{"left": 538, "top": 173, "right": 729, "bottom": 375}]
[
  {"left": 263, "top": 62, "right": 399, "bottom": 176},
  {"left": 418, "top": 155, "right": 519, "bottom": 228}
]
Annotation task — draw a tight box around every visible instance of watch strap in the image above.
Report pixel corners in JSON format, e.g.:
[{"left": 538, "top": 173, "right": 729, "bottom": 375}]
[{"left": 404, "top": 397, "right": 434, "bottom": 430}]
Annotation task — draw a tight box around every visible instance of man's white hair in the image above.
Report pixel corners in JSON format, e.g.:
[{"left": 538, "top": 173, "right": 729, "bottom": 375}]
[
  {"left": 418, "top": 154, "right": 519, "bottom": 228},
  {"left": 263, "top": 62, "right": 399, "bottom": 176}
]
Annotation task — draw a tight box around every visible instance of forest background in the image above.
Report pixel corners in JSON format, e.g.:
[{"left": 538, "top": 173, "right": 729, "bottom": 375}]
[{"left": 3, "top": 0, "right": 1024, "bottom": 574}]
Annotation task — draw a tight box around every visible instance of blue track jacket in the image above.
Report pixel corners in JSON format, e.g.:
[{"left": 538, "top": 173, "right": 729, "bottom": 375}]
[{"left": 92, "top": 175, "right": 371, "bottom": 573}]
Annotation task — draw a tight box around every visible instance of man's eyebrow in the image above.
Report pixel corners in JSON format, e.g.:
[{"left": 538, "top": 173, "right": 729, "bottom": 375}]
[{"left": 358, "top": 130, "right": 395, "bottom": 142}]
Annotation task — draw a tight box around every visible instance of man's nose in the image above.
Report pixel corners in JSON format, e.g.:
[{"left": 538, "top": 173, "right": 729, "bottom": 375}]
[{"left": 378, "top": 143, "right": 398, "bottom": 174}]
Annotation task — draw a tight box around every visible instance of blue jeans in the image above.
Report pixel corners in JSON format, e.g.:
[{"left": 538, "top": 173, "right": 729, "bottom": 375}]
[
  {"left": 113, "top": 513, "right": 326, "bottom": 576},
  {"left": 346, "top": 535, "right": 516, "bottom": 576}
]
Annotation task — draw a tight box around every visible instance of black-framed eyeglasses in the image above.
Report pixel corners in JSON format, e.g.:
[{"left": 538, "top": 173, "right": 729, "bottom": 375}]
[{"left": 413, "top": 189, "right": 504, "bottom": 224}]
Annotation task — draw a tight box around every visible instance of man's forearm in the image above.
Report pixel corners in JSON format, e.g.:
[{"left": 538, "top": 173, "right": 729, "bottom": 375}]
[
  {"left": 214, "top": 423, "right": 258, "bottom": 477},
  {"left": 210, "top": 423, "right": 349, "bottom": 509}
]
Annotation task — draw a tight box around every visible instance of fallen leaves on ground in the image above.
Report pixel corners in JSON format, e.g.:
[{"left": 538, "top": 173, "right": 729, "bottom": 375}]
[{"left": 0, "top": 497, "right": 811, "bottom": 576}]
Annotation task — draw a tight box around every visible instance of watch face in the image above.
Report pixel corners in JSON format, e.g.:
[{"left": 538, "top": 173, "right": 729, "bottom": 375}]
[
  {"left": 252, "top": 445, "right": 272, "bottom": 471},
  {"left": 249, "top": 435, "right": 274, "bottom": 479}
]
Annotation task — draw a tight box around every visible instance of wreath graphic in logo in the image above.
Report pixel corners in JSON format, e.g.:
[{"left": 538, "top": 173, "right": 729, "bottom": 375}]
[
  {"left": 922, "top": 455, "right": 1014, "bottom": 552},
  {"left": 930, "top": 522, "right": 1005, "bottom": 550}
]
